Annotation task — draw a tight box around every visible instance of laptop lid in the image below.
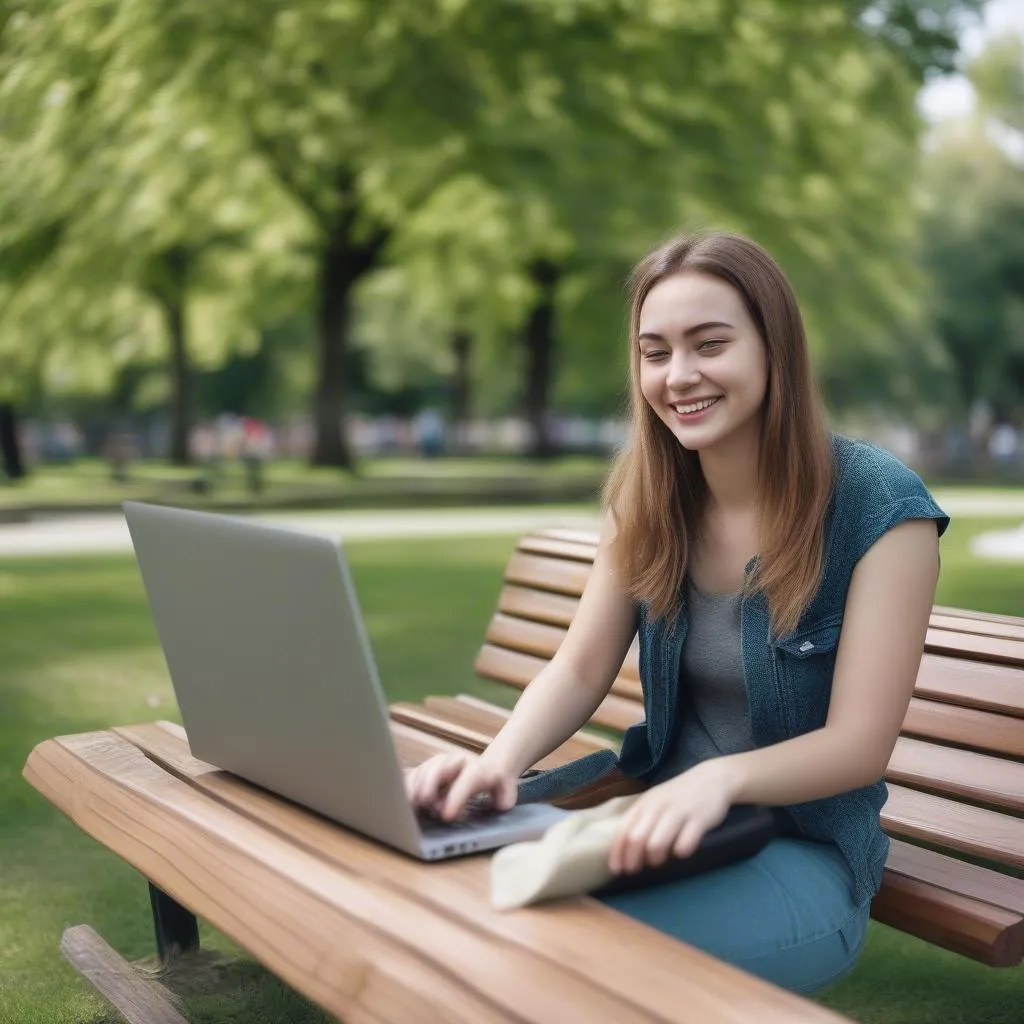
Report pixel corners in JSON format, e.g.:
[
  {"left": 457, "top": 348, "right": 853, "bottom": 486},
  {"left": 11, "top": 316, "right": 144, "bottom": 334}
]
[{"left": 122, "top": 501, "right": 423, "bottom": 855}]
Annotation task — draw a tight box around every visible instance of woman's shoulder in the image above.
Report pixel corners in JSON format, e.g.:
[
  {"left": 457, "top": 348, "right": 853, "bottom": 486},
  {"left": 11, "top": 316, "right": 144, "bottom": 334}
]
[
  {"left": 826, "top": 433, "right": 950, "bottom": 559},
  {"left": 830, "top": 433, "right": 936, "bottom": 504}
]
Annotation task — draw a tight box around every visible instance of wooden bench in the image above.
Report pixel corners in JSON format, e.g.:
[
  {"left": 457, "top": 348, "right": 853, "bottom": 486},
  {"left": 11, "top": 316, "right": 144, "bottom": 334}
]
[
  {"left": 24, "top": 726, "right": 856, "bottom": 1023},
  {"left": 391, "top": 529, "right": 1024, "bottom": 970},
  {"left": 21, "top": 527, "right": 1022, "bottom": 1021}
]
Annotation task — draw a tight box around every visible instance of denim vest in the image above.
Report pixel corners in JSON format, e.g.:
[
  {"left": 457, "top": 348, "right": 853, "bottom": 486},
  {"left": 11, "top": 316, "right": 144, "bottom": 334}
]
[{"left": 518, "top": 434, "right": 950, "bottom": 907}]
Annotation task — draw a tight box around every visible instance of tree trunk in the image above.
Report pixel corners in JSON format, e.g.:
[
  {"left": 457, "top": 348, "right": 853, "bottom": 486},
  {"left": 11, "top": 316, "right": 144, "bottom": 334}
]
[
  {"left": 522, "top": 259, "right": 562, "bottom": 460},
  {"left": 311, "top": 223, "right": 389, "bottom": 470},
  {"left": 149, "top": 247, "right": 192, "bottom": 466},
  {"left": 312, "top": 241, "right": 354, "bottom": 469},
  {"left": 0, "top": 402, "right": 26, "bottom": 480},
  {"left": 449, "top": 330, "right": 472, "bottom": 452},
  {"left": 164, "top": 298, "right": 191, "bottom": 466}
]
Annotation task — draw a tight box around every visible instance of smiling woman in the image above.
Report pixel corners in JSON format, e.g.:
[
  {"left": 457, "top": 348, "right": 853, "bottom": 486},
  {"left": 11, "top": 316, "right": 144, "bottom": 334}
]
[{"left": 405, "top": 230, "right": 949, "bottom": 996}]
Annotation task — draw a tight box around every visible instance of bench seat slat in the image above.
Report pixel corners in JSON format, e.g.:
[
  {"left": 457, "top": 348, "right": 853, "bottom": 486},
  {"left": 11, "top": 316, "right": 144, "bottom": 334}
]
[
  {"left": 902, "top": 698, "right": 1024, "bottom": 759},
  {"left": 886, "top": 839, "right": 1024, "bottom": 917},
  {"left": 517, "top": 537, "right": 602, "bottom": 562},
  {"left": 933, "top": 605, "right": 1024, "bottom": 629},
  {"left": 498, "top": 585, "right": 578, "bottom": 628},
  {"left": 486, "top": 612, "right": 642, "bottom": 698},
  {"left": 474, "top": 645, "right": 644, "bottom": 732},
  {"left": 390, "top": 700, "right": 612, "bottom": 771},
  {"left": 505, "top": 553, "right": 590, "bottom": 597},
  {"left": 913, "top": 656, "right": 1024, "bottom": 717},
  {"left": 925, "top": 629, "right": 1024, "bottom": 669},
  {"left": 883, "top": 785, "right": 1024, "bottom": 870},
  {"left": 887, "top": 737, "right": 1024, "bottom": 814},
  {"left": 930, "top": 614, "right": 1024, "bottom": 643},
  {"left": 870, "top": 869, "right": 1024, "bottom": 967},
  {"left": 389, "top": 720, "right": 467, "bottom": 767}
]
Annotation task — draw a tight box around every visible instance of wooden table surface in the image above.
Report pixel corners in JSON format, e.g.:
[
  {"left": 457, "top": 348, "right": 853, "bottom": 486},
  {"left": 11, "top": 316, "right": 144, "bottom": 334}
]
[{"left": 23, "top": 721, "right": 853, "bottom": 1024}]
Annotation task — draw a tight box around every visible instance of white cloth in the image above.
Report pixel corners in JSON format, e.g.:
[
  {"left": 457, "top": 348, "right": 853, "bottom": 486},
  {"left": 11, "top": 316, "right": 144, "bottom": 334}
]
[{"left": 490, "top": 794, "right": 643, "bottom": 910}]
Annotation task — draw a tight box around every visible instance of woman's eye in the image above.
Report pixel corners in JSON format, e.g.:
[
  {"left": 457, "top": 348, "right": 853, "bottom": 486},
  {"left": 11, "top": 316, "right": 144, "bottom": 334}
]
[
  {"left": 642, "top": 351, "right": 667, "bottom": 361},
  {"left": 699, "top": 339, "right": 724, "bottom": 351}
]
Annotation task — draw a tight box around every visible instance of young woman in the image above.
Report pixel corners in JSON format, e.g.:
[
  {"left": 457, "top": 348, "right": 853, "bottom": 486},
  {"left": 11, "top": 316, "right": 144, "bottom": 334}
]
[{"left": 405, "top": 231, "right": 948, "bottom": 993}]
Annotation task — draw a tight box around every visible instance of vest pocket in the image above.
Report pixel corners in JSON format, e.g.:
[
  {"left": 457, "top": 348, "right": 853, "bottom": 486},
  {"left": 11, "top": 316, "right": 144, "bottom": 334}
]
[
  {"left": 776, "top": 615, "right": 843, "bottom": 659},
  {"left": 773, "top": 615, "right": 843, "bottom": 731}
]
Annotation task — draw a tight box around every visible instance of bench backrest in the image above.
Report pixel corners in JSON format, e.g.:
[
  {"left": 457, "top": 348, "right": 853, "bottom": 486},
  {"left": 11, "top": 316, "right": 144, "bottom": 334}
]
[{"left": 474, "top": 530, "right": 1024, "bottom": 877}]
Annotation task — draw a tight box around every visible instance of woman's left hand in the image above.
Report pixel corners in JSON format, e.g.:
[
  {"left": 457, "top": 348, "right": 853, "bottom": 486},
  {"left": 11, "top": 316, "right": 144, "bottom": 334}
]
[{"left": 608, "top": 758, "right": 739, "bottom": 875}]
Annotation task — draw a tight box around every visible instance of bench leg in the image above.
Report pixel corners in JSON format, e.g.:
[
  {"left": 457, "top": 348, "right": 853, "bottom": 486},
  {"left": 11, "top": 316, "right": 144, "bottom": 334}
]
[{"left": 149, "top": 883, "right": 199, "bottom": 963}]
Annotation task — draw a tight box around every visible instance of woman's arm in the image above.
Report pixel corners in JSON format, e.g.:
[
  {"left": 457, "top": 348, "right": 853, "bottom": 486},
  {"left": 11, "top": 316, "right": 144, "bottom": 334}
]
[
  {"left": 720, "top": 517, "right": 941, "bottom": 806},
  {"left": 480, "top": 511, "right": 639, "bottom": 779}
]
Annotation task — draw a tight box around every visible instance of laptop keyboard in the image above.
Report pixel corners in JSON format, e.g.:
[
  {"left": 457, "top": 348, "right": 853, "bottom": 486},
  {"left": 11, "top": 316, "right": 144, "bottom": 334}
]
[{"left": 416, "top": 793, "right": 500, "bottom": 831}]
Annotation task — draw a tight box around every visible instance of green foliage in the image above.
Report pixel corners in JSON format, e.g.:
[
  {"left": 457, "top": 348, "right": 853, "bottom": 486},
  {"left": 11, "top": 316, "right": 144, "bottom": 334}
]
[
  {"left": 0, "top": 0, "right": 994, "bottom": 428},
  {"left": 916, "top": 35, "right": 1024, "bottom": 418}
]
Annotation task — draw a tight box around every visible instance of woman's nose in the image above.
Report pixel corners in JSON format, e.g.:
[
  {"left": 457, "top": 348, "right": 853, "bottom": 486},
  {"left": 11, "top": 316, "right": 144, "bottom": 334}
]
[{"left": 666, "top": 352, "right": 701, "bottom": 390}]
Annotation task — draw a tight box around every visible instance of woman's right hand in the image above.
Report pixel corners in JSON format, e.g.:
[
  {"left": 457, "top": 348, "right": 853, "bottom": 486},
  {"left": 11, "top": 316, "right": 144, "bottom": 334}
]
[{"left": 404, "top": 751, "right": 520, "bottom": 822}]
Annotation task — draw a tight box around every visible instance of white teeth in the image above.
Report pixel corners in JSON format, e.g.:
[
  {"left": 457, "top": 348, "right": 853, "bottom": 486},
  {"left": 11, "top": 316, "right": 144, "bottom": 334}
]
[{"left": 672, "top": 397, "right": 719, "bottom": 414}]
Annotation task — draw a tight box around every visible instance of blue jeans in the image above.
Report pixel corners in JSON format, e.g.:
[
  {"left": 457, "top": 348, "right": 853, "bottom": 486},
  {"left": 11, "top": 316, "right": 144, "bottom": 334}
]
[{"left": 595, "top": 837, "right": 870, "bottom": 994}]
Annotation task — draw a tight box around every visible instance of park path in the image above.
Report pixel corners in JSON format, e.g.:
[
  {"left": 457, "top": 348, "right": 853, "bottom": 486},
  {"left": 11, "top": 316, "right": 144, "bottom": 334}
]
[
  {"left": 0, "top": 507, "right": 603, "bottom": 557},
  {"left": 0, "top": 491, "right": 1021, "bottom": 559}
]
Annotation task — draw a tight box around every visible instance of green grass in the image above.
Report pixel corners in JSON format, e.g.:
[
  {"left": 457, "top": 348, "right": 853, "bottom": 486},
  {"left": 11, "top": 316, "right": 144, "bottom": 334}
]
[
  {"left": 0, "top": 456, "right": 610, "bottom": 512},
  {"left": 1, "top": 518, "right": 1022, "bottom": 1022}
]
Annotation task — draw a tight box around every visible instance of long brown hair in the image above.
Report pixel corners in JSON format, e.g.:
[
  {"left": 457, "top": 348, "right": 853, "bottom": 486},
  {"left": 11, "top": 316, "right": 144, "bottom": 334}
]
[{"left": 603, "top": 231, "right": 835, "bottom": 637}]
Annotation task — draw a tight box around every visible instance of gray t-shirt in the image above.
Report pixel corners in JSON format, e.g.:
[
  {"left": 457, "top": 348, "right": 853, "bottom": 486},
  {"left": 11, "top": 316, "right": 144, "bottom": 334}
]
[{"left": 648, "top": 579, "right": 755, "bottom": 784}]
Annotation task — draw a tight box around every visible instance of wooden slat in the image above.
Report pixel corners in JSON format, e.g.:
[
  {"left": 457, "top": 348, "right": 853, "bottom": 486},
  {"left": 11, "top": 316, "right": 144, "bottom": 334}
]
[
  {"left": 872, "top": 867, "right": 1024, "bottom": 967},
  {"left": 882, "top": 784, "right": 1024, "bottom": 870},
  {"left": 931, "top": 614, "right": 1024, "bottom": 643},
  {"left": 504, "top": 553, "right": 589, "bottom": 597},
  {"left": 517, "top": 537, "right": 600, "bottom": 562},
  {"left": 926, "top": 628, "right": 1024, "bottom": 669},
  {"left": 530, "top": 528, "right": 600, "bottom": 547},
  {"left": 424, "top": 695, "right": 616, "bottom": 759},
  {"left": 498, "top": 584, "right": 579, "bottom": 628},
  {"left": 390, "top": 700, "right": 611, "bottom": 772},
  {"left": 485, "top": 612, "right": 642, "bottom": 695},
  {"left": 98, "top": 724, "right": 852, "bottom": 1024},
  {"left": 60, "top": 924, "right": 189, "bottom": 1024},
  {"left": 902, "top": 698, "right": 1024, "bottom": 759},
  {"left": 886, "top": 736, "right": 1024, "bottom": 814},
  {"left": 390, "top": 696, "right": 613, "bottom": 771},
  {"left": 886, "top": 839, "right": 1024, "bottom": 918},
  {"left": 389, "top": 720, "right": 467, "bottom": 768},
  {"left": 914, "top": 655, "right": 1024, "bottom": 718},
  {"left": 474, "top": 644, "right": 644, "bottom": 732},
  {"left": 933, "top": 605, "right": 1024, "bottom": 629}
]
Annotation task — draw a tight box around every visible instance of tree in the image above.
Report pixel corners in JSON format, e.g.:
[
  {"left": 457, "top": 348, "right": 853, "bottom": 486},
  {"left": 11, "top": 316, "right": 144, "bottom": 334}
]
[
  {"left": 918, "top": 34, "right": 1024, "bottom": 421},
  {"left": 0, "top": 2, "right": 309, "bottom": 463}
]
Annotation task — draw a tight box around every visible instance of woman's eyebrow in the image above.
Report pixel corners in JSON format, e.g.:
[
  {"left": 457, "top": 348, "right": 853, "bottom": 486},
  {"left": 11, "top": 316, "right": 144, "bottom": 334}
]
[{"left": 638, "top": 321, "right": 734, "bottom": 343}]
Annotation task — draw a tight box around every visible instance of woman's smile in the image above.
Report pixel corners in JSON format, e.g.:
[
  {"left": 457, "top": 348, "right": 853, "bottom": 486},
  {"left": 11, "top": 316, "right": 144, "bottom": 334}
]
[{"left": 668, "top": 395, "right": 723, "bottom": 423}]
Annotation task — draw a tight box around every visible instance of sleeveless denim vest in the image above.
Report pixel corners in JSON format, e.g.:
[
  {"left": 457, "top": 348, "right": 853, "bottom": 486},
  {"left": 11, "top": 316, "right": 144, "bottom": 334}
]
[{"left": 517, "top": 434, "right": 950, "bottom": 907}]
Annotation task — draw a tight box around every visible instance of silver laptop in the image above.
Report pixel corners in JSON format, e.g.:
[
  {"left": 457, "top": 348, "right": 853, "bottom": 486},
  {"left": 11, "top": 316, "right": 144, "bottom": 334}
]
[{"left": 122, "top": 501, "right": 567, "bottom": 860}]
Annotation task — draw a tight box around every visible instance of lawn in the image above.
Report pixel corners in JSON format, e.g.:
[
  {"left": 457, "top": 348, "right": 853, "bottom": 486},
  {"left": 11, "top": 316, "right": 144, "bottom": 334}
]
[
  {"left": 1, "top": 517, "right": 1022, "bottom": 1023},
  {"left": 0, "top": 455, "right": 609, "bottom": 513}
]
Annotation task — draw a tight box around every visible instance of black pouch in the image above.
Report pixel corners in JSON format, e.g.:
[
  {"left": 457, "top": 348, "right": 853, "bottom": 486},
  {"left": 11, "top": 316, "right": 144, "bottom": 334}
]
[{"left": 593, "top": 804, "right": 796, "bottom": 897}]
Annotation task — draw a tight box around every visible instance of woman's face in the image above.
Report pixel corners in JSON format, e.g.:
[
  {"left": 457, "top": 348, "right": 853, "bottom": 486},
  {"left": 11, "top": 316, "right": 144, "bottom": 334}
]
[{"left": 637, "top": 272, "right": 769, "bottom": 452}]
